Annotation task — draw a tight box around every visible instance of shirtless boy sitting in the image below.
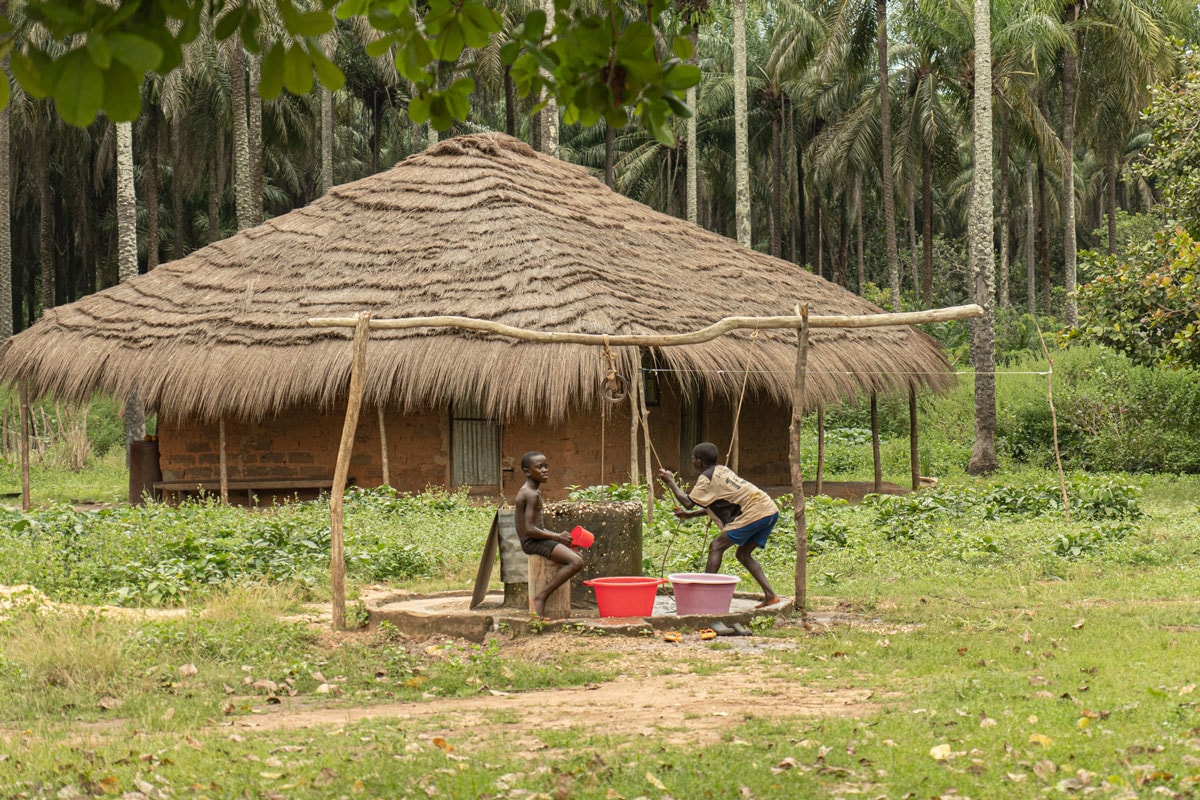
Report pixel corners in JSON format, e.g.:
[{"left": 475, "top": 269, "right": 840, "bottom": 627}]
[{"left": 514, "top": 451, "right": 583, "bottom": 618}]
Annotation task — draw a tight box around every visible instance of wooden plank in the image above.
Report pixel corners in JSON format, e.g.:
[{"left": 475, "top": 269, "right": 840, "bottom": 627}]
[{"left": 469, "top": 512, "right": 500, "bottom": 609}]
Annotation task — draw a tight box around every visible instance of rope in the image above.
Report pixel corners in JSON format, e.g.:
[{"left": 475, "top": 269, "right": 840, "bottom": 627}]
[
  {"left": 726, "top": 329, "right": 760, "bottom": 469},
  {"left": 599, "top": 336, "right": 630, "bottom": 403}
]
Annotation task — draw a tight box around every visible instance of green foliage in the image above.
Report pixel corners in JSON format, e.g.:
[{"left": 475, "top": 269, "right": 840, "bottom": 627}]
[
  {"left": 1138, "top": 51, "right": 1200, "bottom": 234},
  {"left": 0, "top": 487, "right": 492, "bottom": 606},
  {"left": 6, "top": 0, "right": 698, "bottom": 143}
]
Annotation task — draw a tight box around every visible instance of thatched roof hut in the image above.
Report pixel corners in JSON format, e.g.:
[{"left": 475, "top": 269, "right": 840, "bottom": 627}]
[{"left": 0, "top": 133, "right": 952, "bottom": 424}]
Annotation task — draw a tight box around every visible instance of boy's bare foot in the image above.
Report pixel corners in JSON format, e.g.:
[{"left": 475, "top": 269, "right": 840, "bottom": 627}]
[
  {"left": 531, "top": 595, "right": 547, "bottom": 618},
  {"left": 755, "top": 596, "right": 782, "bottom": 609}
]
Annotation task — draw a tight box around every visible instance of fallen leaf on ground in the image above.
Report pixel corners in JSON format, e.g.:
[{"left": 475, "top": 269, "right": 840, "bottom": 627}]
[
  {"left": 1029, "top": 733, "right": 1053, "bottom": 747},
  {"left": 930, "top": 744, "right": 953, "bottom": 761},
  {"left": 645, "top": 772, "right": 668, "bottom": 791},
  {"left": 1071, "top": 619, "right": 1085, "bottom": 630},
  {"left": 178, "top": 663, "right": 198, "bottom": 677},
  {"left": 432, "top": 736, "right": 453, "bottom": 752},
  {"left": 771, "top": 758, "right": 798, "bottom": 774}
]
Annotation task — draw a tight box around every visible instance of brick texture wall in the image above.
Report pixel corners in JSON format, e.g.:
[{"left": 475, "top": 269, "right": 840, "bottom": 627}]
[{"left": 157, "top": 386, "right": 792, "bottom": 503}]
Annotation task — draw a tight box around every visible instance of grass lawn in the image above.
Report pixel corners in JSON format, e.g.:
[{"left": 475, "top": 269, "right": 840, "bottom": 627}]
[{"left": 1, "top": 462, "right": 1198, "bottom": 797}]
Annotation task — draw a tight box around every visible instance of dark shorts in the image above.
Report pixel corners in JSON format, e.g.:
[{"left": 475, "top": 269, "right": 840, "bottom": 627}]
[
  {"left": 725, "top": 512, "right": 778, "bottom": 549},
  {"left": 521, "top": 537, "right": 560, "bottom": 559}
]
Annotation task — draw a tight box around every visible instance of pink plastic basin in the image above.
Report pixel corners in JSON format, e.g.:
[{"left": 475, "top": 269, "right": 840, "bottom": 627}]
[
  {"left": 583, "top": 576, "right": 665, "bottom": 617},
  {"left": 668, "top": 573, "right": 740, "bottom": 616}
]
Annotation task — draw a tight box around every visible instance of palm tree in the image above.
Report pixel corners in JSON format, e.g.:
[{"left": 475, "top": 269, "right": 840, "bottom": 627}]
[
  {"left": 732, "top": 0, "right": 751, "bottom": 247},
  {"left": 116, "top": 119, "right": 146, "bottom": 450},
  {"left": 0, "top": 37, "right": 11, "bottom": 339},
  {"left": 967, "top": 0, "right": 996, "bottom": 474}
]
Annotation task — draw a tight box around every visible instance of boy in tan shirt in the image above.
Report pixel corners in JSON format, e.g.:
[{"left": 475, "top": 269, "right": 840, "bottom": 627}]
[{"left": 659, "top": 442, "right": 782, "bottom": 608}]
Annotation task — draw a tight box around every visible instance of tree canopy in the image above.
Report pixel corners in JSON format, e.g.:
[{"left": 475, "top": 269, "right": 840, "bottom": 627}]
[{"left": 0, "top": 0, "right": 699, "bottom": 143}]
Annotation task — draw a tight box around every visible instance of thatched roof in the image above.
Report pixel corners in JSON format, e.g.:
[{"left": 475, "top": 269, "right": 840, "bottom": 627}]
[{"left": 0, "top": 133, "right": 954, "bottom": 422}]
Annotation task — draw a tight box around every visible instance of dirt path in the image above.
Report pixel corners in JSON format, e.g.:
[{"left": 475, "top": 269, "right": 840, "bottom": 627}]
[{"left": 225, "top": 634, "right": 880, "bottom": 753}]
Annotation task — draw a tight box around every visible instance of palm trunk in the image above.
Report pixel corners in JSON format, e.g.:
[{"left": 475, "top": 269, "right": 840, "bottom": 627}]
[
  {"left": 686, "top": 26, "right": 699, "bottom": 226},
  {"left": 249, "top": 53, "right": 264, "bottom": 224},
  {"left": 1038, "top": 151, "right": 1051, "bottom": 314},
  {"left": 771, "top": 107, "right": 782, "bottom": 258},
  {"left": 321, "top": 30, "right": 337, "bottom": 194},
  {"left": 539, "top": 0, "right": 558, "bottom": 156},
  {"left": 0, "top": 69, "right": 11, "bottom": 338},
  {"left": 145, "top": 104, "right": 160, "bottom": 271},
  {"left": 171, "top": 113, "right": 186, "bottom": 259},
  {"left": 117, "top": 121, "right": 146, "bottom": 455},
  {"left": 733, "top": 0, "right": 751, "bottom": 248},
  {"left": 815, "top": 200, "right": 823, "bottom": 278},
  {"left": 37, "top": 131, "right": 54, "bottom": 314},
  {"left": 1025, "top": 165, "right": 1036, "bottom": 314},
  {"left": 998, "top": 125, "right": 1010, "bottom": 308},
  {"left": 967, "top": 0, "right": 997, "bottom": 475},
  {"left": 1061, "top": 6, "right": 1079, "bottom": 325},
  {"left": 907, "top": 191, "right": 918, "bottom": 301},
  {"left": 921, "top": 135, "right": 933, "bottom": 307},
  {"left": 209, "top": 131, "right": 224, "bottom": 243},
  {"left": 504, "top": 69, "right": 516, "bottom": 137},
  {"left": 877, "top": 0, "right": 900, "bottom": 309},
  {"left": 231, "top": 47, "right": 253, "bottom": 231},
  {"left": 1107, "top": 152, "right": 1119, "bottom": 255},
  {"left": 797, "top": 135, "right": 808, "bottom": 268},
  {"left": 605, "top": 123, "right": 615, "bottom": 189},
  {"left": 855, "top": 176, "right": 865, "bottom": 292}
]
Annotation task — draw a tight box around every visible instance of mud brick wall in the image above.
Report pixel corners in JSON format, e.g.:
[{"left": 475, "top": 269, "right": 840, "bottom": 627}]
[{"left": 157, "top": 389, "right": 792, "bottom": 502}]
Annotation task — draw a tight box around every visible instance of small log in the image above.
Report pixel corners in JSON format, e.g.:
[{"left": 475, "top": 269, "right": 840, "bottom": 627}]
[
  {"left": 528, "top": 555, "right": 571, "bottom": 619},
  {"left": 19, "top": 383, "right": 30, "bottom": 511},
  {"left": 218, "top": 417, "right": 228, "bottom": 504},
  {"left": 909, "top": 387, "right": 920, "bottom": 491},
  {"left": 377, "top": 404, "right": 390, "bottom": 487},
  {"left": 870, "top": 393, "right": 882, "bottom": 494},
  {"left": 789, "top": 306, "right": 809, "bottom": 613}
]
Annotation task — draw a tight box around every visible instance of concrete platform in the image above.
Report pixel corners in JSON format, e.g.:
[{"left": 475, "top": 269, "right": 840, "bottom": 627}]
[{"left": 366, "top": 589, "right": 795, "bottom": 642}]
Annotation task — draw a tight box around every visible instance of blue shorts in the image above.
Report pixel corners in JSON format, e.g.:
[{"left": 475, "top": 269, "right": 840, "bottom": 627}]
[{"left": 724, "top": 512, "right": 778, "bottom": 548}]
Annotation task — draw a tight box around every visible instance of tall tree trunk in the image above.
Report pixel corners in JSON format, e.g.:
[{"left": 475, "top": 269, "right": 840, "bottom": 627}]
[
  {"left": 504, "top": 69, "right": 516, "bottom": 137},
  {"left": 605, "top": 123, "right": 615, "bottom": 188},
  {"left": 37, "top": 131, "right": 54, "bottom": 315},
  {"left": 733, "top": 0, "right": 751, "bottom": 248},
  {"left": 855, "top": 176, "right": 865, "bottom": 292},
  {"left": 171, "top": 113, "right": 186, "bottom": 259},
  {"left": 815, "top": 201, "right": 823, "bottom": 278},
  {"left": 248, "top": 53, "right": 264, "bottom": 224},
  {"left": 539, "top": 0, "right": 558, "bottom": 156},
  {"left": 1025, "top": 164, "right": 1036, "bottom": 314},
  {"left": 145, "top": 103, "right": 160, "bottom": 271},
  {"left": 1060, "top": 6, "right": 1079, "bottom": 325},
  {"left": 321, "top": 31, "right": 337, "bottom": 194},
  {"left": 877, "top": 0, "right": 900, "bottom": 309},
  {"left": 771, "top": 107, "right": 782, "bottom": 258},
  {"left": 0, "top": 63, "right": 10, "bottom": 338},
  {"left": 998, "top": 125, "right": 1010, "bottom": 308},
  {"left": 797, "top": 137, "right": 807, "bottom": 268},
  {"left": 1037, "top": 151, "right": 1051, "bottom": 314},
  {"left": 686, "top": 26, "right": 699, "bottom": 226},
  {"left": 968, "top": 0, "right": 997, "bottom": 475},
  {"left": 231, "top": 46, "right": 253, "bottom": 231},
  {"left": 907, "top": 191, "right": 919, "bottom": 301},
  {"left": 921, "top": 135, "right": 933, "bottom": 307},
  {"left": 1107, "top": 152, "right": 1119, "bottom": 255},
  {"left": 209, "top": 131, "right": 224, "bottom": 243},
  {"left": 117, "top": 121, "right": 146, "bottom": 453}
]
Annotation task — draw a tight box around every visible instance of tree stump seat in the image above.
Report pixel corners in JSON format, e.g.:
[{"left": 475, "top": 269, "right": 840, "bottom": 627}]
[{"left": 527, "top": 555, "right": 571, "bottom": 619}]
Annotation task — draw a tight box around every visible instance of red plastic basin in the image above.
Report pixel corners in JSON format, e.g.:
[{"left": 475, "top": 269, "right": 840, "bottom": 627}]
[
  {"left": 583, "top": 576, "right": 665, "bottom": 617},
  {"left": 668, "top": 573, "right": 740, "bottom": 615}
]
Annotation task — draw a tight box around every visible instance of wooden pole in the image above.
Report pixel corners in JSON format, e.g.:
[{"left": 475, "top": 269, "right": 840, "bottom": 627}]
[
  {"left": 19, "top": 383, "right": 30, "bottom": 512},
  {"left": 639, "top": 363, "right": 655, "bottom": 524},
  {"left": 377, "top": 404, "right": 390, "bottom": 487},
  {"left": 218, "top": 417, "right": 229, "bottom": 504},
  {"left": 629, "top": 368, "right": 640, "bottom": 484},
  {"left": 870, "top": 393, "right": 882, "bottom": 494},
  {"left": 330, "top": 311, "right": 372, "bottom": 629},
  {"left": 308, "top": 304, "right": 985, "bottom": 342},
  {"left": 789, "top": 305, "right": 809, "bottom": 614},
  {"left": 816, "top": 405, "right": 825, "bottom": 496},
  {"left": 909, "top": 386, "right": 920, "bottom": 491}
]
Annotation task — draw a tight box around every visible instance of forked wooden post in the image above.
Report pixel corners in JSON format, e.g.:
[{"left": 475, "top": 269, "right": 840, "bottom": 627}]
[
  {"left": 19, "top": 382, "right": 30, "bottom": 512},
  {"left": 218, "top": 418, "right": 229, "bottom": 503},
  {"left": 377, "top": 405, "right": 391, "bottom": 487},
  {"left": 870, "top": 393, "right": 882, "bottom": 493},
  {"left": 330, "top": 311, "right": 372, "bottom": 629},
  {"left": 910, "top": 387, "right": 920, "bottom": 491},
  {"left": 789, "top": 306, "right": 810, "bottom": 613}
]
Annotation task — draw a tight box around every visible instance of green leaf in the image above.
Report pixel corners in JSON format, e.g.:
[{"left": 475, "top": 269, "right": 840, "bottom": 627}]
[
  {"left": 663, "top": 63, "right": 700, "bottom": 92},
  {"left": 444, "top": 76, "right": 474, "bottom": 121},
  {"left": 292, "top": 10, "right": 334, "bottom": 37},
  {"left": 102, "top": 62, "right": 142, "bottom": 122},
  {"left": 520, "top": 10, "right": 547, "bottom": 43},
  {"left": 336, "top": 0, "right": 371, "bottom": 20},
  {"left": 309, "top": 44, "right": 345, "bottom": 92},
  {"left": 408, "top": 93, "right": 431, "bottom": 125},
  {"left": 432, "top": 19, "right": 465, "bottom": 63},
  {"left": 0, "top": 71, "right": 9, "bottom": 111},
  {"left": 259, "top": 42, "right": 286, "bottom": 100},
  {"left": 53, "top": 50, "right": 104, "bottom": 127},
  {"left": 86, "top": 34, "right": 112, "bottom": 70},
  {"left": 283, "top": 44, "right": 314, "bottom": 95},
  {"left": 10, "top": 50, "right": 54, "bottom": 98},
  {"left": 214, "top": 6, "right": 246, "bottom": 41},
  {"left": 672, "top": 35, "right": 694, "bottom": 61},
  {"left": 108, "top": 33, "right": 165, "bottom": 72}
]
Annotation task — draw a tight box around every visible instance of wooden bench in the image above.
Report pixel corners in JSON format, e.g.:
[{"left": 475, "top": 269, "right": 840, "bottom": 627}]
[{"left": 152, "top": 478, "right": 347, "bottom": 506}]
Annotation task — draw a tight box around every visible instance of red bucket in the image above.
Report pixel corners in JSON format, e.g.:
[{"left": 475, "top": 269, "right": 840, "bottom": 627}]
[
  {"left": 570, "top": 525, "right": 595, "bottom": 548},
  {"left": 583, "top": 576, "right": 666, "bottom": 617}
]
